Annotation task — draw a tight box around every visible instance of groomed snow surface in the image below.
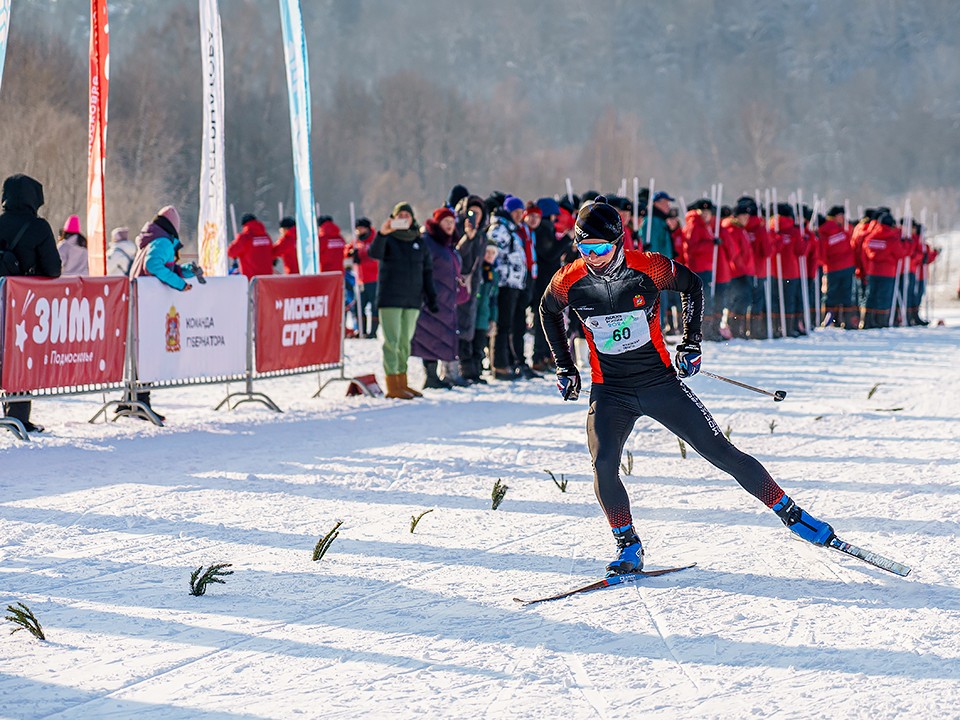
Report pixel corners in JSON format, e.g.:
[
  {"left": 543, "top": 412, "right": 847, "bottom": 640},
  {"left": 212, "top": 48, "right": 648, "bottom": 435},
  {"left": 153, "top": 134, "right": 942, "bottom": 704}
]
[{"left": 2, "top": 291, "right": 959, "bottom": 720}]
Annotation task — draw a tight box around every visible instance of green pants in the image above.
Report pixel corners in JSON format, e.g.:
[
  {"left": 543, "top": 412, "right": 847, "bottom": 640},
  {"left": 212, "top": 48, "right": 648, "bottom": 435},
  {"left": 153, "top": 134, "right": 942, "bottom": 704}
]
[{"left": 379, "top": 307, "right": 420, "bottom": 374}]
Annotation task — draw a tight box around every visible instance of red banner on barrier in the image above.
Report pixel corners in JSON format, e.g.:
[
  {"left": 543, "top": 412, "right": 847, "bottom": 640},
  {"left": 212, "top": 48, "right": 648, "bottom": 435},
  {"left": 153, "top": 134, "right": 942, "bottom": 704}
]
[
  {"left": 1, "top": 277, "right": 129, "bottom": 393},
  {"left": 254, "top": 273, "right": 343, "bottom": 373}
]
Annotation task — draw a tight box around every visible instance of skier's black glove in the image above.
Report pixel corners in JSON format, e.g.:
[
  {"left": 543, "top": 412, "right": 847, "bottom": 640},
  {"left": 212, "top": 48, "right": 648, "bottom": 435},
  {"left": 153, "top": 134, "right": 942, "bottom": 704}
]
[
  {"left": 713, "top": 237, "right": 722, "bottom": 246},
  {"left": 426, "top": 299, "right": 439, "bottom": 314},
  {"left": 556, "top": 367, "right": 581, "bottom": 401},
  {"left": 674, "top": 341, "right": 702, "bottom": 378}
]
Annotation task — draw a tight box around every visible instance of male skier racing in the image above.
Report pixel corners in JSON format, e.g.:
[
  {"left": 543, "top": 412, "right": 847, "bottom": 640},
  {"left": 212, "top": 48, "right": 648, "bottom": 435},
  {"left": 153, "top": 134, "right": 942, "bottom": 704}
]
[{"left": 539, "top": 196, "right": 836, "bottom": 577}]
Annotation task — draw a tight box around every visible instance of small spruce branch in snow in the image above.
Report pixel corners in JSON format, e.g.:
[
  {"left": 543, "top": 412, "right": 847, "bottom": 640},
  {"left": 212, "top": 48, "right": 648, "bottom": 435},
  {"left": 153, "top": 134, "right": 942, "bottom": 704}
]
[
  {"left": 491, "top": 479, "right": 508, "bottom": 510},
  {"left": 5, "top": 602, "right": 44, "bottom": 641},
  {"left": 189, "top": 564, "right": 233, "bottom": 597},
  {"left": 410, "top": 509, "right": 433, "bottom": 533},
  {"left": 620, "top": 450, "right": 633, "bottom": 476},
  {"left": 768, "top": 420, "right": 777, "bottom": 434},
  {"left": 677, "top": 438, "right": 687, "bottom": 459},
  {"left": 313, "top": 520, "right": 343, "bottom": 561},
  {"left": 724, "top": 424, "right": 733, "bottom": 441},
  {"left": 867, "top": 382, "right": 882, "bottom": 399},
  {"left": 545, "top": 469, "right": 568, "bottom": 492}
]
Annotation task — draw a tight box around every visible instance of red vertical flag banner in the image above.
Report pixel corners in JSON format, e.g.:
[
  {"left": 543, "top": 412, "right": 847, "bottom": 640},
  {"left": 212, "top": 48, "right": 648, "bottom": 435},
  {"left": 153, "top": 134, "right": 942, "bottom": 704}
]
[{"left": 86, "top": 0, "right": 109, "bottom": 276}]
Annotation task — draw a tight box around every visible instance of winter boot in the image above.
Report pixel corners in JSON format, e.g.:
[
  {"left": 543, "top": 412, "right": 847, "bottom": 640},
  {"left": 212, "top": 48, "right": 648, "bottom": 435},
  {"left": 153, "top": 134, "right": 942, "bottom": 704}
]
[
  {"left": 773, "top": 495, "right": 835, "bottom": 546},
  {"left": 398, "top": 373, "right": 422, "bottom": 398},
  {"left": 606, "top": 524, "right": 644, "bottom": 577},
  {"left": 385, "top": 374, "right": 414, "bottom": 399},
  {"left": 442, "top": 360, "right": 470, "bottom": 387},
  {"left": 422, "top": 360, "right": 452, "bottom": 390}
]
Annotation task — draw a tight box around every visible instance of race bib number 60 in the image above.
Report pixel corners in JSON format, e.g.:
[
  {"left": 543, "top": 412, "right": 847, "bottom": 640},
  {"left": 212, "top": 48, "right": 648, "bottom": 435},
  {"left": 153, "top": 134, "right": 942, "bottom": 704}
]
[{"left": 586, "top": 310, "right": 651, "bottom": 355}]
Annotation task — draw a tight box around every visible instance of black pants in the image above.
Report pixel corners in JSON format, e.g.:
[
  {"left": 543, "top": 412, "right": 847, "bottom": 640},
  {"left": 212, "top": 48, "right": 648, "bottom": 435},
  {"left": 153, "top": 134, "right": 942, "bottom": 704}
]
[
  {"left": 586, "top": 379, "right": 786, "bottom": 529},
  {"left": 512, "top": 277, "right": 533, "bottom": 367},
  {"left": 494, "top": 286, "right": 522, "bottom": 369}
]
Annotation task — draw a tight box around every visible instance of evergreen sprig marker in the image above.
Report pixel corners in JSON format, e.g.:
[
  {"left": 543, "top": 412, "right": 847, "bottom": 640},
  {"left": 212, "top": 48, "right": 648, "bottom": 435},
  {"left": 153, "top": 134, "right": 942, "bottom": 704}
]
[
  {"left": 5, "top": 602, "right": 44, "bottom": 641},
  {"left": 313, "top": 521, "right": 343, "bottom": 561},
  {"left": 545, "top": 469, "right": 568, "bottom": 492},
  {"left": 189, "top": 563, "right": 233, "bottom": 596},
  {"left": 410, "top": 509, "right": 434, "bottom": 533},
  {"left": 620, "top": 451, "right": 634, "bottom": 476}
]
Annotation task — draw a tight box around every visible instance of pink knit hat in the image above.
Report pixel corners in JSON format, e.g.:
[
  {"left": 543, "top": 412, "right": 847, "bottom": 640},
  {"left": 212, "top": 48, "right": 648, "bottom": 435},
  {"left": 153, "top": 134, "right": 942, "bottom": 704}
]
[
  {"left": 63, "top": 214, "right": 81, "bottom": 234},
  {"left": 157, "top": 205, "right": 180, "bottom": 234}
]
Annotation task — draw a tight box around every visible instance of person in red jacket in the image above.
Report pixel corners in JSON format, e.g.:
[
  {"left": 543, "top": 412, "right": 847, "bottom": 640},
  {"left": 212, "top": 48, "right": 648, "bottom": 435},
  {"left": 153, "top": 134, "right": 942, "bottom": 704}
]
[
  {"left": 317, "top": 215, "right": 346, "bottom": 274},
  {"left": 681, "top": 199, "right": 722, "bottom": 340},
  {"left": 227, "top": 213, "right": 275, "bottom": 279},
  {"left": 272, "top": 216, "right": 299, "bottom": 275},
  {"left": 862, "top": 212, "right": 905, "bottom": 328},
  {"left": 818, "top": 206, "right": 856, "bottom": 328},
  {"left": 768, "top": 203, "right": 807, "bottom": 337},
  {"left": 737, "top": 197, "right": 773, "bottom": 339},
  {"left": 346, "top": 217, "right": 380, "bottom": 337},
  {"left": 721, "top": 204, "right": 754, "bottom": 339}
]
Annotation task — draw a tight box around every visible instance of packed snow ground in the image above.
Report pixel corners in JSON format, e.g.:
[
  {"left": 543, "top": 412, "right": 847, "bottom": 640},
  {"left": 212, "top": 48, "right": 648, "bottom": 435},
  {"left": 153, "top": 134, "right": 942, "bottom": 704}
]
[{"left": 2, "top": 287, "right": 959, "bottom": 720}]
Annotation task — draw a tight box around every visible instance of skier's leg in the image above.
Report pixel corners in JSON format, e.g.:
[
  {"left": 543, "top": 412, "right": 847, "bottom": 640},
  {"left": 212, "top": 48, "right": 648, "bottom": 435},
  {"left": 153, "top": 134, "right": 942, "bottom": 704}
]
[
  {"left": 641, "top": 379, "right": 834, "bottom": 544},
  {"left": 586, "top": 384, "right": 641, "bottom": 528},
  {"left": 587, "top": 384, "right": 645, "bottom": 574}
]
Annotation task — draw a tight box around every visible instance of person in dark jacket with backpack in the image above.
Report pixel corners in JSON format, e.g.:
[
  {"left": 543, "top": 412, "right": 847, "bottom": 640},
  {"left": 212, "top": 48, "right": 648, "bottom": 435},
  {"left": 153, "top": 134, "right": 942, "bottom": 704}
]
[
  {"left": 0, "top": 174, "right": 62, "bottom": 433},
  {"left": 369, "top": 202, "right": 438, "bottom": 400}
]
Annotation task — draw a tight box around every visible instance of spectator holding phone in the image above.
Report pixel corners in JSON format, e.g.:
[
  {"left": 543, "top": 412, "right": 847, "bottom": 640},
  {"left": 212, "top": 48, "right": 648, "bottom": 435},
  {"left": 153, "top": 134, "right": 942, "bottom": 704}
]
[{"left": 369, "top": 202, "right": 438, "bottom": 399}]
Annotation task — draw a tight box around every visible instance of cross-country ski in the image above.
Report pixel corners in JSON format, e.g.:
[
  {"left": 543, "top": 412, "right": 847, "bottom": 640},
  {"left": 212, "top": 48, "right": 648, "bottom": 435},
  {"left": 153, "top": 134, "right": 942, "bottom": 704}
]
[{"left": 514, "top": 563, "right": 697, "bottom": 606}]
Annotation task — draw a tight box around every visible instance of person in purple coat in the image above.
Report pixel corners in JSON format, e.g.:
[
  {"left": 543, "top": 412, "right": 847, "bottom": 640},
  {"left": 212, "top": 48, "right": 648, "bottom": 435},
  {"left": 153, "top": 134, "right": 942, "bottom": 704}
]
[{"left": 411, "top": 207, "right": 462, "bottom": 389}]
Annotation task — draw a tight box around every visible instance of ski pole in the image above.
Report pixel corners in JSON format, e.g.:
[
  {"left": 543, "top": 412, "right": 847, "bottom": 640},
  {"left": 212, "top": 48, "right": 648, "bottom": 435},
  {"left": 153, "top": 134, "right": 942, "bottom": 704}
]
[{"left": 701, "top": 370, "right": 787, "bottom": 402}]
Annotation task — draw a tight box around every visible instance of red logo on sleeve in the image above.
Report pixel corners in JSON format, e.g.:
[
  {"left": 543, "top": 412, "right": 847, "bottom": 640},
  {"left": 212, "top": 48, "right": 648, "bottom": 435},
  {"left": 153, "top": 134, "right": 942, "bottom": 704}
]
[{"left": 633, "top": 294, "right": 646, "bottom": 308}]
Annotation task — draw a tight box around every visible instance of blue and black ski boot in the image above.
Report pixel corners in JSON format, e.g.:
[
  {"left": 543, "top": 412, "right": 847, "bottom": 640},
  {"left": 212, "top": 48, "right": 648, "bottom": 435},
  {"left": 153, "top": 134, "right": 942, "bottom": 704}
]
[
  {"left": 773, "top": 495, "right": 835, "bottom": 546},
  {"left": 606, "top": 524, "right": 644, "bottom": 577}
]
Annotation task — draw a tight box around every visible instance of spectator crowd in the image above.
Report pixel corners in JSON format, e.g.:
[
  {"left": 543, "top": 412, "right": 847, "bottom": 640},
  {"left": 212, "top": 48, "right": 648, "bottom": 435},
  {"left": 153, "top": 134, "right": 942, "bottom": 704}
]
[{"left": 0, "top": 171, "right": 945, "bottom": 428}]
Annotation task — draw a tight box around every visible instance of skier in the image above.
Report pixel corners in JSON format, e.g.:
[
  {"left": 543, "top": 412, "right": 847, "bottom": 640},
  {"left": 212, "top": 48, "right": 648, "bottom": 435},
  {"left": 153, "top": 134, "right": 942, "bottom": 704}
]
[{"left": 539, "top": 196, "right": 836, "bottom": 577}]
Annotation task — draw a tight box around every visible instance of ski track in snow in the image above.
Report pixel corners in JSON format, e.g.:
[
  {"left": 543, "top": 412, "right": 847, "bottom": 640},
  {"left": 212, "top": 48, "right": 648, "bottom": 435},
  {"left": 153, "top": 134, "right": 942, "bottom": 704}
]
[{"left": 1, "top": 293, "right": 960, "bottom": 719}]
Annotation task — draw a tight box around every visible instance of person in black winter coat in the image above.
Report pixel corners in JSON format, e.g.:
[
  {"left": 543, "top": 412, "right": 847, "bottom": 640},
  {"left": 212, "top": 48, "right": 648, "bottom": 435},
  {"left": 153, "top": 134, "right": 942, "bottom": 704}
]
[
  {"left": 454, "top": 194, "right": 488, "bottom": 382},
  {"left": 369, "top": 202, "right": 438, "bottom": 399},
  {"left": 0, "top": 174, "right": 63, "bottom": 433}
]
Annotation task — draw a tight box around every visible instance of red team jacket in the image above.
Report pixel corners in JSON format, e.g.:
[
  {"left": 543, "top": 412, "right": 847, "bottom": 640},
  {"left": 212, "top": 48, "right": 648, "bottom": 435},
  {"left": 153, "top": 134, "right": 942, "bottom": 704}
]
[
  {"left": 346, "top": 234, "right": 380, "bottom": 284},
  {"left": 769, "top": 216, "right": 806, "bottom": 280},
  {"left": 273, "top": 225, "right": 299, "bottom": 275},
  {"left": 318, "top": 220, "right": 346, "bottom": 273},
  {"left": 720, "top": 217, "right": 753, "bottom": 280},
  {"left": 818, "top": 219, "right": 854, "bottom": 273},
  {"left": 228, "top": 219, "right": 275, "bottom": 279},
  {"left": 681, "top": 211, "right": 717, "bottom": 274},
  {"left": 863, "top": 223, "right": 906, "bottom": 277},
  {"left": 744, "top": 214, "right": 773, "bottom": 278}
]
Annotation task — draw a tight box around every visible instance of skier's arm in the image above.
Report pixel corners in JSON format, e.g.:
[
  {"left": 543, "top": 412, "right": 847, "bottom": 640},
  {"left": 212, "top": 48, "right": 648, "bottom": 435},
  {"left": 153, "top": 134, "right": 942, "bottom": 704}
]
[
  {"left": 539, "top": 274, "right": 575, "bottom": 370},
  {"left": 367, "top": 231, "right": 386, "bottom": 260}
]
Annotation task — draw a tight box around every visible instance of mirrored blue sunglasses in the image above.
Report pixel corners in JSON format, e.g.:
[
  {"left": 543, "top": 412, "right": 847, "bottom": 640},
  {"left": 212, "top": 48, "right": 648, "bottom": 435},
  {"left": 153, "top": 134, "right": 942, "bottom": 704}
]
[{"left": 577, "top": 241, "right": 616, "bottom": 257}]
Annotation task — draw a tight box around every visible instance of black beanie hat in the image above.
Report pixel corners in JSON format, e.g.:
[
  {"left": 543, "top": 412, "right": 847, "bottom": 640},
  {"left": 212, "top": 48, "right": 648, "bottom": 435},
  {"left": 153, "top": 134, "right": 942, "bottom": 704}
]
[
  {"left": 720, "top": 205, "right": 733, "bottom": 219},
  {"left": 446, "top": 184, "right": 469, "bottom": 209},
  {"left": 240, "top": 213, "right": 257, "bottom": 225},
  {"left": 827, "top": 205, "right": 845, "bottom": 217},
  {"left": 878, "top": 212, "right": 896, "bottom": 228},
  {"left": 776, "top": 202, "right": 795, "bottom": 219},
  {"left": 688, "top": 198, "right": 716, "bottom": 214},
  {"left": 279, "top": 216, "right": 296, "bottom": 229},
  {"left": 355, "top": 217, "right": 372, "bottom": 229},
  {"left": 734, "top": 198, "right": 758, "bottom": 216},
  {"left": 574, "top": 195, "right": 623, "bottom": 243}
]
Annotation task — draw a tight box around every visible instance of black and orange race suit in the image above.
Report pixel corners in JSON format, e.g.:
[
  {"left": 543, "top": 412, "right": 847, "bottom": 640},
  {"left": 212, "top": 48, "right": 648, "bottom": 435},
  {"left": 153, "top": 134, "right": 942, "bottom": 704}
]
[{"left": 539, "top": 250, "right": 786, "bottom": 531}]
